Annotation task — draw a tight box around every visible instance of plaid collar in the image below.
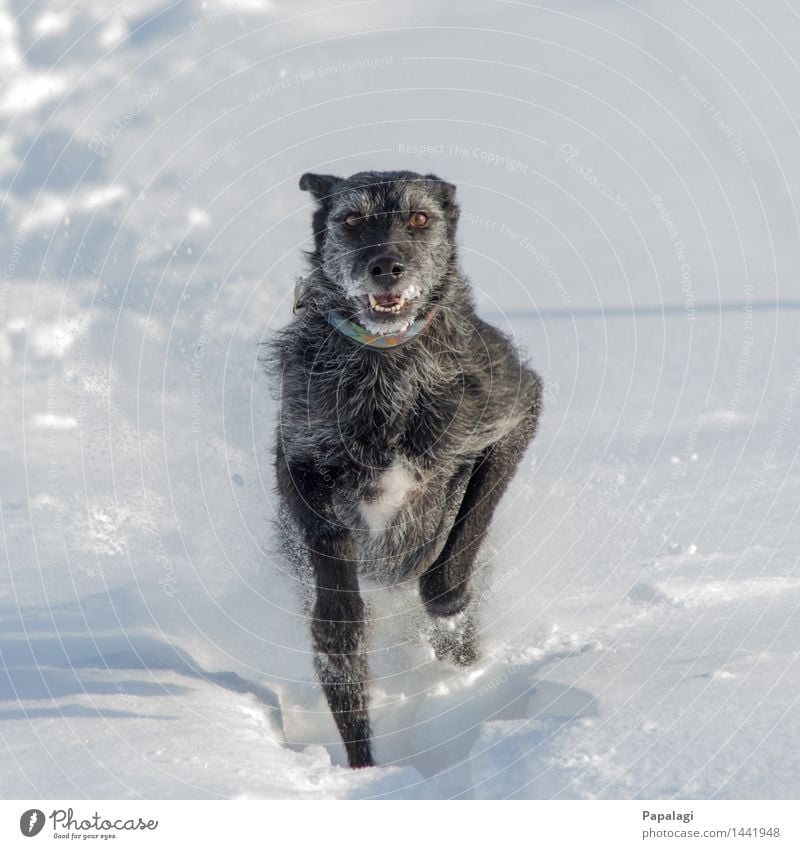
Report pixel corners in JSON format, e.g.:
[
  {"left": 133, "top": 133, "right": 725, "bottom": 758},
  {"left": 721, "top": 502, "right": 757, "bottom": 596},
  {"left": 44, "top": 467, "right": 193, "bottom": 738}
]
[{"left": 326, "top": 307, "right": 438, "bottom": 349}]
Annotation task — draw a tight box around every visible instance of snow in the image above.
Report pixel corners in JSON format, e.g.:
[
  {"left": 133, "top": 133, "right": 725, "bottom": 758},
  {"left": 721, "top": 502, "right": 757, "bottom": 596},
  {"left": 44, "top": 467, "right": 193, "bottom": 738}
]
[{"left": 1, "top": 0, "right": 800, "bottom": 799}]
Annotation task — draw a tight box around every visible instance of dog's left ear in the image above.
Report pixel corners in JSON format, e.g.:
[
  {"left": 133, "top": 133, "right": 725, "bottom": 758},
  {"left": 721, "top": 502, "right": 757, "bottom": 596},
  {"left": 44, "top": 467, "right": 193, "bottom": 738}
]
[
  {"left": 425, "top": 174, "right": 459, "bottom": 223},
  {"left": 424, "top": 174, "right": 457, "bottom": 205},
  {"left": 299, "top": 172, "right": 343, "bottom": 202}
]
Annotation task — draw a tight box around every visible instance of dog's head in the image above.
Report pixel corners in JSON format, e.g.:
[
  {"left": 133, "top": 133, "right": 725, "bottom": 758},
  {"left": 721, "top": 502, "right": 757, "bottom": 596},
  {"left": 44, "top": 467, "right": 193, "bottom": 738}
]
[{"left": 299, "top": 170, "right": 460, "bottom": 335}]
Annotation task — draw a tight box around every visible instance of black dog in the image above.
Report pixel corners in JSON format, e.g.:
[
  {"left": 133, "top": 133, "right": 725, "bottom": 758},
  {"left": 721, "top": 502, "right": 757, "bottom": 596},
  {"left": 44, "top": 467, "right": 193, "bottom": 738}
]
[{"left": 270, "top": 170, "right": 541, "bottom": 768}]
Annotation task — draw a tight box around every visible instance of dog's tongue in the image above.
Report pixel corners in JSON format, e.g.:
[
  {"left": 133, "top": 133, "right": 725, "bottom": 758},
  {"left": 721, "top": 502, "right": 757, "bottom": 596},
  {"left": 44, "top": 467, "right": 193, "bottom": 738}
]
[{"left": 373, "top": 293, "right": 402, "bottom": 307}]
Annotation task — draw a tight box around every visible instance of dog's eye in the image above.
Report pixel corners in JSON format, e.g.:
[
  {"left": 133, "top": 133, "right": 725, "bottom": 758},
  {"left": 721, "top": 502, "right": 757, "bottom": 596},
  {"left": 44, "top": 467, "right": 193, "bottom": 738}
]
[
  {"left": 344, "top": 212, "right": 362, "bottom": 227},
  {"left": 410, "top": 211, "right": 429, "bottom": 228}
]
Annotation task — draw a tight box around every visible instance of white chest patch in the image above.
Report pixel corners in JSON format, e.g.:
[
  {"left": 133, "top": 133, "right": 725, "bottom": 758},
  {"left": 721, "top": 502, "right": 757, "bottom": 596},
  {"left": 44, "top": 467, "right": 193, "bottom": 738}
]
[{"left": 358, "top": 459, "right": 416, "bottom": 532}]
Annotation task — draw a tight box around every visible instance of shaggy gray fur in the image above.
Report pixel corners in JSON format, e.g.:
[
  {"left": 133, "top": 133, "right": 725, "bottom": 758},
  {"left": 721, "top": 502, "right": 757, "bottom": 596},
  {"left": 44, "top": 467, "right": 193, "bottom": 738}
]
[{"left": 267, "top": 170, "right": 542, "bottom": 767}]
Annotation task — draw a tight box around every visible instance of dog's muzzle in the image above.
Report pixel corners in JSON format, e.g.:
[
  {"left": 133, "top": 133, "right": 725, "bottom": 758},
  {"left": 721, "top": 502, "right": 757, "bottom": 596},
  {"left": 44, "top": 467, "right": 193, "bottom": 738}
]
[{"left": 368, "top": 253, "right": 405, "bottom": 286}]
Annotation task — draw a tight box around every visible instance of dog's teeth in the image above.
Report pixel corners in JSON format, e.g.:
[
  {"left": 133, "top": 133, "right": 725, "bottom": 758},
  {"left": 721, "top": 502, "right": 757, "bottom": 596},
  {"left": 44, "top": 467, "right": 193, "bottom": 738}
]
[{"left": 369, "top": 295, "right": 407, "bottom": 313}]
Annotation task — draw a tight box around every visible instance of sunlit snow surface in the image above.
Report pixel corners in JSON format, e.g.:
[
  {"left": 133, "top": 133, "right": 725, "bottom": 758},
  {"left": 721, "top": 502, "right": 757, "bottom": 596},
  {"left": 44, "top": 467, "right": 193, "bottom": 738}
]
[{"left": 1, "top": 0, "right": 799, "bottom": 799}]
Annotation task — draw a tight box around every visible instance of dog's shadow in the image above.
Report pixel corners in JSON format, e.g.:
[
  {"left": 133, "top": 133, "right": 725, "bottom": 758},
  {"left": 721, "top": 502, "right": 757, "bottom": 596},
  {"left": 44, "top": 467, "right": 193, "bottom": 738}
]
[
  {"left": 2, "top": 593, "right": 594, "bottom": 790},
  {"left": 280, "top": 651, "right": 596, "bottom": 781},
  {"left": 0, "top": 596, "right": 282, "bottom": 728},
  {"left": 372, "top": 663, "right": 595, "bottom": 780},
  {"left": 371, "top": 654, "right": 598, "bottom": 787}
]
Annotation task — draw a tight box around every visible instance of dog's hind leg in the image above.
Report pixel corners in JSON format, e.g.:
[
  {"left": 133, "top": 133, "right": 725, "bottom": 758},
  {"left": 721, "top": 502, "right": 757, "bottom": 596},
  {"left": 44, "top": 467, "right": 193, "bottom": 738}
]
[
  {"left": 419, "top": 397, "right": 540, "bottom": 648},
  {"left": 275, "top": 451, "right": 374, "bottom": 768}
]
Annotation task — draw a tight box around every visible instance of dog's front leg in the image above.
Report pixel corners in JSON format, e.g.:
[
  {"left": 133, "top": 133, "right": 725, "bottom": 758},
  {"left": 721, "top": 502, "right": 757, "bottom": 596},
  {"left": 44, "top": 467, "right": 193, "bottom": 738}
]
[
  {"left": 311, "top": 554, "right": 373, "bottom": 768},
  {"left": 276, "top": 453, "right": 373, "bottom": 768},
  {"left": 420, "top": 407, "right": 539, "bottom": 623}
]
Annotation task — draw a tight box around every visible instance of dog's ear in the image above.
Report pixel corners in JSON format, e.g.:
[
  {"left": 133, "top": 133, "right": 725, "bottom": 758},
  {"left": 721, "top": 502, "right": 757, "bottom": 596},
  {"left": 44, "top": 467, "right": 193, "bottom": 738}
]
[
  {"left": 424, "top": 174, "right": 457, "bottom": 205},
  {"left": 424, "top": 174, "right": 459, "bottom": 224},
  {"left": 299, "top": 172, "right": 343, "bottom": 202}
]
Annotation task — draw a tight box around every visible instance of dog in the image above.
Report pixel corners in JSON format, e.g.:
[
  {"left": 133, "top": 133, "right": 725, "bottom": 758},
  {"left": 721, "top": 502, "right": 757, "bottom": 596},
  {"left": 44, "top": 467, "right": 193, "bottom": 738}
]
[{"left": 270, "top": 170, "right": 542, "bottom": 768}]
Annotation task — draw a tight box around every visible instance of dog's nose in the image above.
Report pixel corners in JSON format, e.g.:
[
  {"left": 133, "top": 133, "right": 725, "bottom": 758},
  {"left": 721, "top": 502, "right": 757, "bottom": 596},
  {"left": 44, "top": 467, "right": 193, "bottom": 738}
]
[{"left": 368, "top": 254, "right": 405, "bottom": 283}]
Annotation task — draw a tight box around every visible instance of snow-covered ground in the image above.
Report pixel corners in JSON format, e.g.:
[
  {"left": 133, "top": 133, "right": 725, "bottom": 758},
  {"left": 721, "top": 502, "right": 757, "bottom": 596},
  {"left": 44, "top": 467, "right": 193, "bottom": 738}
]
[{"left": 1, "top": 0, "right": 799, "bottom": 799}]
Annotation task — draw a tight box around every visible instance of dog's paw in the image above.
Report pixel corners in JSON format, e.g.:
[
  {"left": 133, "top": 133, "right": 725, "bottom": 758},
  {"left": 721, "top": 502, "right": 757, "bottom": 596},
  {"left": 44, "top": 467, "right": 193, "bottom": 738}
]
[{"left": 426, "top": 606, "right": 479, "bottom": 667}]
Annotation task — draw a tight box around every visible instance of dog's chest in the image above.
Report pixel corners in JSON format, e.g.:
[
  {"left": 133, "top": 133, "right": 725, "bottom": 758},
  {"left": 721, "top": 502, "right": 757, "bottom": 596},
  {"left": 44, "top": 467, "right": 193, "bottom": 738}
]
[{"left": 355, "top": 457, "right": 420, "bottom": 532}]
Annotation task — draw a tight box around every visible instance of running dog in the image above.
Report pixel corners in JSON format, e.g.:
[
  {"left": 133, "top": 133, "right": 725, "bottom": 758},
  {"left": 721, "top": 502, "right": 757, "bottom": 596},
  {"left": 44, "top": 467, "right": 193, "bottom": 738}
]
[{"left": 270, "top": 170, "right": 542, "bottom": 768}]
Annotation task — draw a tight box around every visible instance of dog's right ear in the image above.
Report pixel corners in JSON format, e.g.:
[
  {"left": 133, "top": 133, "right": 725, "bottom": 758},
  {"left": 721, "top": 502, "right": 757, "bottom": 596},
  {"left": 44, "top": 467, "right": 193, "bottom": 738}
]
[{"left": 299, "top": 172, "right": 343, "bottom": 202}]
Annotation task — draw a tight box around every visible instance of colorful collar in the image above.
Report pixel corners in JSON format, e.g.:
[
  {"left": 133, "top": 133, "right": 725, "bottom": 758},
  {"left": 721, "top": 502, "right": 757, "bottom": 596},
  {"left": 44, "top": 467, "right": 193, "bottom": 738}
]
[{"left": 327, "top": 307, "right": 438, "bottom": 349}]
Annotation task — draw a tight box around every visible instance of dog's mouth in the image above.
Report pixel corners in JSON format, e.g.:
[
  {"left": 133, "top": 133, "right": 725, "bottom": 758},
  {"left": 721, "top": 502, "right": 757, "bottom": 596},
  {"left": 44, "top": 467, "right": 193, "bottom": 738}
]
[{"left": 367, "top": 292, "right": 410, "bottom": 314}]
